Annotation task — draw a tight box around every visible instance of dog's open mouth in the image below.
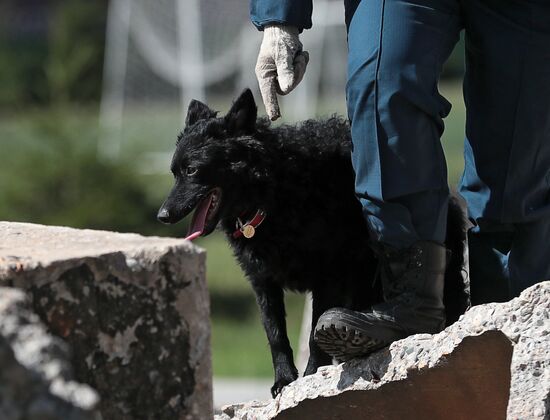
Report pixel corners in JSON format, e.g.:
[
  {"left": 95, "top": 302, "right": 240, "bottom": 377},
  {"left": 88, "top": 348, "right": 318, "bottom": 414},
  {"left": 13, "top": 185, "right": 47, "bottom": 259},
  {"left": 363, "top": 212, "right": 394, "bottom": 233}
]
[{"left": 185, "top": 188, "right": 222, "bottom": 241}]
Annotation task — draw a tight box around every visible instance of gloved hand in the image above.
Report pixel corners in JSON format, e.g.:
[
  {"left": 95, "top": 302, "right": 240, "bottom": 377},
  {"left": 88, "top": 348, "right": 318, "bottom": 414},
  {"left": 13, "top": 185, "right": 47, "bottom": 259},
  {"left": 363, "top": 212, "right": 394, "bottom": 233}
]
[{"left": 255, "top": 25, "right": 309, "bottom": 121}]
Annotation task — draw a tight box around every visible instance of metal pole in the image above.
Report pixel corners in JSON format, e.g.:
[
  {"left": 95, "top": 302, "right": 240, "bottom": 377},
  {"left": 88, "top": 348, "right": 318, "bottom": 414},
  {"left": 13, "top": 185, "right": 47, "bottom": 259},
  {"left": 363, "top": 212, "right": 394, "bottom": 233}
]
[
  {"left": 176, "top": 0, "right": 206, "bottom": 125},
  {"left": 98, "top": 0, "right": 132, "bottom": 161},
  {"left": 296, "top": 293, "right": 313, "bottom": 375}
]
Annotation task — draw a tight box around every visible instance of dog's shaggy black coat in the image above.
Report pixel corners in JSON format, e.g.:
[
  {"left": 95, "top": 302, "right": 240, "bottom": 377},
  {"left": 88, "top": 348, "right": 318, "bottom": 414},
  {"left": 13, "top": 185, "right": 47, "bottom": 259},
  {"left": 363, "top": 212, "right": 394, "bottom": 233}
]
[{"left": 159, "top": 89, "right": 469, "bottom": 397}]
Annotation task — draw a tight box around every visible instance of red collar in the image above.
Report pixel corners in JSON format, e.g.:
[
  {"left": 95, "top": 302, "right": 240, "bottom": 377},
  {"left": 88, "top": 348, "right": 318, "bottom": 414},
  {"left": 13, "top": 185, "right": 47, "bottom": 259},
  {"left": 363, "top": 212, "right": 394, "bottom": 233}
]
[{"left": 233, "top": 209, "right": 266, "bottom": 239}]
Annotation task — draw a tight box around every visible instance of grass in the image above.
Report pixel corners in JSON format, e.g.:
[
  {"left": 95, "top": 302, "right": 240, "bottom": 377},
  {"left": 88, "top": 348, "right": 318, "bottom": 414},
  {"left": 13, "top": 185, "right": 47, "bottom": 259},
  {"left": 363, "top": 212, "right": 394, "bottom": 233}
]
[
  {"left": 0, "top": 82, "right": 467, "bottom": 378},
  {"left": 210, "top": 293, "right": 306, "bottom": 377},
  {"left": 440, "top": 82, "right": 466, "bottom": 186}
]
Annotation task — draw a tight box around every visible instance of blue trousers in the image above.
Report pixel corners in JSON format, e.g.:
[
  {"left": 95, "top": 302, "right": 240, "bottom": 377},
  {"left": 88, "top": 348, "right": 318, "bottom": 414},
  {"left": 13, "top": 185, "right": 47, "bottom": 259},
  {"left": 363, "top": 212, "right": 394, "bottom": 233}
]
[
  {"left": 345, "top": 0, "right": 550, "bottom": 303},
  {"left": 250, "top": 0, "right": 550, "bottom": 303}
]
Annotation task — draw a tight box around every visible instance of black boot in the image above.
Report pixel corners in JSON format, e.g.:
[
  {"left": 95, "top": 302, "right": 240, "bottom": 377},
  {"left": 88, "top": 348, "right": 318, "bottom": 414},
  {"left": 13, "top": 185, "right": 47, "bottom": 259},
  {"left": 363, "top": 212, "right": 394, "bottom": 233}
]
[{"left": 314, "top": 241, "right": 447, "bottom": 361}]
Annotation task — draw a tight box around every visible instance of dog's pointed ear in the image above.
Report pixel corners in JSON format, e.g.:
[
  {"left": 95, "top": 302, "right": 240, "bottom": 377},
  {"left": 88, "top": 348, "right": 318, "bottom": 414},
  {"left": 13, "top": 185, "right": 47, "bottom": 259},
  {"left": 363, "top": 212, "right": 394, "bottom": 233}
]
[
  {"left": 225, "top": 89, "right": 257, "bottom": 134},
  {"left": 186, "top": 99, "right": 215, "bottom": 126}
]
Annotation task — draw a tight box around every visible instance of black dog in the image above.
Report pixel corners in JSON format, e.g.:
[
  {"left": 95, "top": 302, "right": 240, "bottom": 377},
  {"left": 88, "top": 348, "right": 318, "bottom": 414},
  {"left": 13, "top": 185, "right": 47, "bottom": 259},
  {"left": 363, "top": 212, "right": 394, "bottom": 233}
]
[{"left": 158, "top": 89, "right": 469, "bottom": 397}]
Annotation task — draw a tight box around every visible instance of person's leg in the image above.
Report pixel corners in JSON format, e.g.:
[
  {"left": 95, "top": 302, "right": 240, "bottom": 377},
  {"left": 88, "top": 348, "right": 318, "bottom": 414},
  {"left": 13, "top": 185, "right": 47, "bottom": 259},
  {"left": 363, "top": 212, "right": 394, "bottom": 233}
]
[
  {"left": 345, "top": 0, "right": 461, "bottom": 249},
  {"left": 314, "top": 0, "right": 462, "bottom": 359},
  {"left": 469, "top": 217, "right": 550, "bottom": 305},
  {"left": 509, "top": 218, "right": 550, "bottom": 297},
  {"left": 459, "top": 0, "right": 550, "bottom": 302},
  {"left": 468, "top": 222, "right": 513, "bottom": 305}
]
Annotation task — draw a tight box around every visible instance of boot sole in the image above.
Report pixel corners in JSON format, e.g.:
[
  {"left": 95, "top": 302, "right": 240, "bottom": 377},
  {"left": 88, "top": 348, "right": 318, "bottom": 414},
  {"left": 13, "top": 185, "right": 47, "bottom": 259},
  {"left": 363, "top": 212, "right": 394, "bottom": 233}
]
[{"left": 314, "top": 320, "right": 390, "bottom": 361}]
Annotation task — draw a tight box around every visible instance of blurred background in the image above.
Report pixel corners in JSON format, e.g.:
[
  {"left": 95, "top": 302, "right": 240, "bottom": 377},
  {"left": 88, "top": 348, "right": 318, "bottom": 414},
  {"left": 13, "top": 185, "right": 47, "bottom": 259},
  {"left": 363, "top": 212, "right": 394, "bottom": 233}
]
[{"left": 0, "top": 0, "right": 466, "bottom": 408}]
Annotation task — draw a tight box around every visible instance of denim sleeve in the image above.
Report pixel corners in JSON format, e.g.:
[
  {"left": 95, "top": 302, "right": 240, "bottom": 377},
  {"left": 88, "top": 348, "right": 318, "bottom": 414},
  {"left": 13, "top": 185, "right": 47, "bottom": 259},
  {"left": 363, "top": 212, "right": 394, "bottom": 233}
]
[{"left": 250, "top": 0, "right": 313, "bottom": 32}]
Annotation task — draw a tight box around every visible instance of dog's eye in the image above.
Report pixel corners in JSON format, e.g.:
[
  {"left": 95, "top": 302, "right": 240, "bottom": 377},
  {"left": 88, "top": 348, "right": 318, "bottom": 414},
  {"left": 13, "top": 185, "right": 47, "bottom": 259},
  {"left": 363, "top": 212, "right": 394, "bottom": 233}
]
[{"left": 185, "top": 167, "right": 198, "bottom": 176}]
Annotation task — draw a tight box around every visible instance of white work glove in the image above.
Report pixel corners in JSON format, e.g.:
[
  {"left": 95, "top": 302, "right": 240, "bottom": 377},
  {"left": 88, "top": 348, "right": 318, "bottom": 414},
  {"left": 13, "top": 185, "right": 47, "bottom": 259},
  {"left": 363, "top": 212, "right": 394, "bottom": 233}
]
[{"left": 255, "top": 25, "right": 309, "bottom": 121}]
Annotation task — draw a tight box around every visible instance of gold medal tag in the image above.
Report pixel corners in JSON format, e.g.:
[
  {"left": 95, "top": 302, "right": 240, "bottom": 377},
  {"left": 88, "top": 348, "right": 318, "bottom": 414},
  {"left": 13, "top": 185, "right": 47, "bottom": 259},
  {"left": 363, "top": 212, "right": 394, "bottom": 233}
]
[{"left": 242, "top": 224, "right": 255, "bottom": 239}]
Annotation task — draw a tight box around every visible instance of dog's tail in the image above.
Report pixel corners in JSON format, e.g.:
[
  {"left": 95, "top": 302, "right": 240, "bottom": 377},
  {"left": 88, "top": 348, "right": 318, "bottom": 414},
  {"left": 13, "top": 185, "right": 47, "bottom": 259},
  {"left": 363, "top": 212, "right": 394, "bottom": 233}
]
[{"left": 444, "top": 194, "right": 471, "bottom": 325}]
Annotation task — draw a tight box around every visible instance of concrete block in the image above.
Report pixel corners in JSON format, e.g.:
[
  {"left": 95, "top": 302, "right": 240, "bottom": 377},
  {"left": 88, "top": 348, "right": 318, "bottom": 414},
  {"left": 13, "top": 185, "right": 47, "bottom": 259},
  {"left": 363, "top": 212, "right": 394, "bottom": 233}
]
[{"left": 0, "top": 222, "right": 212, "bottom": 420}]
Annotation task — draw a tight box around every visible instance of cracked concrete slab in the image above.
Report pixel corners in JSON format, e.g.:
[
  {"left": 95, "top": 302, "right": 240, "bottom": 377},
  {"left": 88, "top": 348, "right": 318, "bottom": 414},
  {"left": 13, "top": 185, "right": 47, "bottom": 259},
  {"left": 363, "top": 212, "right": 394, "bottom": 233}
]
[{"left": 217, "top": 281, "right": 549, "bottom": 420}]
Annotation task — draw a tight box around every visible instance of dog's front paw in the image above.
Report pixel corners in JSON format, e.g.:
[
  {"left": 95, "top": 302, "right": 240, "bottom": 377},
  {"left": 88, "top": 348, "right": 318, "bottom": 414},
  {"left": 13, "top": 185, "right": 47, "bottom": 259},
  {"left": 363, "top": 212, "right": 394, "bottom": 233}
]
[{"left": 271, "top": 367, "right": 298, "bottom": 398}]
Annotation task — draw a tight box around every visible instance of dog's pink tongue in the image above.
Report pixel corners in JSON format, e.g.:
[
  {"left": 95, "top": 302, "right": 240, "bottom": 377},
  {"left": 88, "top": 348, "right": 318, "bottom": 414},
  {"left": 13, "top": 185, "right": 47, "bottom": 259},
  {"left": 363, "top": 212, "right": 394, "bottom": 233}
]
[{"left": 185, "top": 194, "right": 213, "bottom": 241}]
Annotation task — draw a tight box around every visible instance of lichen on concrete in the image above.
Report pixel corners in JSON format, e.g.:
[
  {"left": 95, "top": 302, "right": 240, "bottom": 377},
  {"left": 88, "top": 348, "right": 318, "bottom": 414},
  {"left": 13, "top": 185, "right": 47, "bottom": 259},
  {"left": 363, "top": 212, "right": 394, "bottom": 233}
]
[
  {"left": 0, "top": 287, "right": 100, "bottom": 420},
  {"left": 0, "top": 221, "right": 212, "bottom": 420}
]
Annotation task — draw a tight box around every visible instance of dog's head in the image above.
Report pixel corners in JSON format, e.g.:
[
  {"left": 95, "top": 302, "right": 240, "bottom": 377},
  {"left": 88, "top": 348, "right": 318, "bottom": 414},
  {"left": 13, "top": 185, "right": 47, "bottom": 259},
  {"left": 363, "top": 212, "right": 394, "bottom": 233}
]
[{"left": 157, "top": 89, "right": 269, "bottom": 239}]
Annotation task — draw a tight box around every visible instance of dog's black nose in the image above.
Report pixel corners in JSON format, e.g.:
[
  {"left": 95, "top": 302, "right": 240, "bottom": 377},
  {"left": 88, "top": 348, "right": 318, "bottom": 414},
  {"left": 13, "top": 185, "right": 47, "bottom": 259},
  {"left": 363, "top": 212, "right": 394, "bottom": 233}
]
[{"left": 157, "top": 208, "right": 171, "bottom": 224}]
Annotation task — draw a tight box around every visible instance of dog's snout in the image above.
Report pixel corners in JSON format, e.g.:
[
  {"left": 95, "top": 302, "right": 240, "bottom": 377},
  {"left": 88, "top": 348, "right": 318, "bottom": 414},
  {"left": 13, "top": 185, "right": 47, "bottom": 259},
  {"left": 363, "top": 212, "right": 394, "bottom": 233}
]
[{"left": 157, "top": 207, "right": 171, "bottom": 224}]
